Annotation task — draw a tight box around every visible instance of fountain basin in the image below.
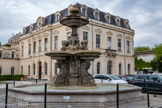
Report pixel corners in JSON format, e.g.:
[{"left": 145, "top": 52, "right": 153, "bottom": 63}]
[{"left": 8, "top": 84, "right": 143, "bottom": 107}]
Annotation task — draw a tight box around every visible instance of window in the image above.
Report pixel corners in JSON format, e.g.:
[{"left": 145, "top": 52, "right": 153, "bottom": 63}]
[
  {"left": 33, "top": 42, "right": 36, "bottom": 53},
  {"left": 128, "top": 64, "right": 130, "bottom": 75},
  {"left": 54, "top": 36, "right": 58, "bottom": 49},
  {"left": 21, "top": 46, "right": 24, "bottom": 56},
  {"left": 118, "top": 39, "right": 121, "bottom": 51},
  {"left": 45, "top": 38, "right": 48, "bottom": 51},
  {"left": 97, "top": 62, "right": 100, "bottom": 74},
  {"left": 11, "top": 67, "right": 14, "bottom": 75},
  {"left": 127, "top": 41, "right": 130, "bottom": 53},
  {"left": 45, "top": 63, "right": 48, "bottom": 75},
  {"left": 83, "top": 32, "right": 88, "bottom": 40},
  {"left": 29, "top": 44, "right": 31, "bottom": 55},
  {"left": 107, "top": 61, "right": 112, "bottom": 74},
  {"left": 107, "top": 37, "right": 111, "bottom": 49},
  {"left": 12, "top": 52, "right": 15, "bottom": 59},
  {"left": 33, "top": 64, "right": 36, "bottom": 75},
  {"left": 39, "top": 40, "right": 41, "bottom": 52},
  {"left": 0, "top": 67, "right": 2, "bottom": 75},
  {"left": 55, "top": 63, "right": 57, "bottom": 75},
  {"left": 28, "top": 65, "right": 30, "bottom": 75},
  {"left": 119, "top": 63, "right": 122, "bottom": 75},
  {"left": 0, "top": 51, "right": 2, "bottom": 58},
  {"left": 95, "top": 12, "right": 99, "bottom": 20},
  {"left": 21, "top": 66, "right": 23, "bottom": 75},
  {"left": 67, "top": 32, "right": 71, "bottom": 40},
  {"left": 96, "top": 34, "right": 100, "bottom": 48},
  {"left": 82, "top": 8, "right": 86, "bottom": 17},
  {"left": 56, "top": 14, "right": 60, "bottom": 22}
]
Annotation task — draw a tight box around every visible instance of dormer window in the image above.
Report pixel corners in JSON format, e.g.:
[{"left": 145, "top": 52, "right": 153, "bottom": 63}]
[
  {"left": 93, "top": 9, "right": 100, "bottom": 20},
  {"left": 124, "top": 19, "right": 130, "bottom": 29},
  {"left": 80, "top": 5, "right": 87, "bottom": 17},
  {"left": 115, "top": 16, "right": 120, "bottom": 26},
  {"left": 36, "top": 17, "right": 45, "bottom": 29},
  {"left": 55, "top": 11, "right": 61, "bottom": 22},
  {"left": 104, "top": 13, "right": 111, "bottom": 23},
  {"left": 22, "top": 27, "right": 26, "bottom": 34},
  {"left": 30, "top": 24, "right": 34, "bottom": 32}
]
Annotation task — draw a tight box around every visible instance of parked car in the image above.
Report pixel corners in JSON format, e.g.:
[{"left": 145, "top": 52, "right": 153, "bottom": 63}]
[
  {"left": 132, "top": 74, "right": 162, "bottom": 92},
  {"left": 93, "top": 74, "right": 128, "bottom": 84},
  {"left": 119, "top": 75, "right": 135, "bottom": 84}
]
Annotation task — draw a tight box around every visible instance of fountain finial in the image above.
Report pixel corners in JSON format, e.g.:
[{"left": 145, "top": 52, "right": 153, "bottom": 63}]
[{"left": 70, "top": 5, "right": 79, "bottom": 16}]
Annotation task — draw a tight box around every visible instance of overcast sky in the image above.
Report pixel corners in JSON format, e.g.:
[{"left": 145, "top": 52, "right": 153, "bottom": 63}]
[{"left": 0, "top": 0, "right": 162, "bottom": 48}]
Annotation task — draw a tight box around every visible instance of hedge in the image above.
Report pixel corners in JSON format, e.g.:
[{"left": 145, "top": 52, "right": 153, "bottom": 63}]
[{"left": 0, "top": 75, "right": 24, "bottom": 81}]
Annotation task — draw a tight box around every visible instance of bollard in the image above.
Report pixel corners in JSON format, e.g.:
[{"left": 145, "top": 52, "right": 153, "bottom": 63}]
[
  {"left": 36, "top": 79, "right": 38, "bottom": 84},
  {"left": 44, "top": 83, "right": 47, "bottom": 108},
  {"left": 143, "top": 79, "right": 146, "bottom": 93},
  {"left": 146, "top": 82, "right": 150, "bottom": 107},
  {"left": 116, "top": 84, "right": 119, "bottom": 108},
  {"left": 5, "top": 83, "right": 8, "bottom": 108},
  {"left": 153, "top": 79, "right": 156, "bottom": 97}
]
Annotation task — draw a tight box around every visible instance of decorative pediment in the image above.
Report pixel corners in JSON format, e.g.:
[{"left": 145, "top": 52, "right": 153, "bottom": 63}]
[
  {"left": 38, "top": 35, "right": 42, "bottom": 39},
  {"left": 21, "top": 42, "right": 24, "bottom": 45},
  {"left": 43, "top": 33, "right": 49, "bottom": 38},
  {"left": 106, "top": 31, "right": 113, "bottom": 36},
  {"left": 117, "top": 34, "right": 122, "bottom": 38},
  {"left": 95, "top": 28, "right": 102, "bottom": 33},
  {"left": 53, "top": 30, "right": 59, "bottom": 35},
  {"left": 30, "top": 24, "right": 34, "bottom": 32},
  {"left": 28, "top": 39, "right": 31, "bottom": 43},
  {"left": 126, "top": 36, "right": 131, "bottom": 40},
  {"left": 37, "top": 16, "right": 45, "bottom": 29},
  {"left": 82, "top": 26, "right": 90, "bottom": 31},
  {"left": 32, "top": 37, "right": 37, "bottom": 41}
]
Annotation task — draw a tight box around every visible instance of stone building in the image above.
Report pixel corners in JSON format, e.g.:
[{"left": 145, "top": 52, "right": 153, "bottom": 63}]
[{"left": 0, "top": 3, "right": 135, "bottom": 79}]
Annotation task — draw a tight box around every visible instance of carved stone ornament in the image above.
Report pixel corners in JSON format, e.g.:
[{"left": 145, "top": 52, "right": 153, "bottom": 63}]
[
  {"left": 117, "top": 34, "right": 122, "bottom": 38},
  {"left": 38, "top": 35, "right": 42, "bottom": 39},
  {"left": 95, "top": 28, "right": 102, "bottom": 33},
  {"left": 82, "top": 25, "right": 90, "bottom": 31},
  {"left": 28, "top": 39, "right": 31, "bottom": 43},
  {"left": 53, "top": 30, "right": 59, "bottom": 35},
  {"left": 126, "top": 36, "right": 131, "bottom": 40},
  {"left": 106, "top": 31, "right": 113, "bottom": 36},
  {"left": 43, "top": 33, "right": 49, "bottom": 38},
  {"left": 21, "top": 42, "right": 24, "bottom": 45},
  {"left": 37, "top": 16, "right": 45, "bottom": 29},
  {"left": 32, "top": 37, "right": 37, "bottom": 41}
]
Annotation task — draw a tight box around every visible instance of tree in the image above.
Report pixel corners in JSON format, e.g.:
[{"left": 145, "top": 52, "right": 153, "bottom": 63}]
[
  {"left": 135, "top": 57, "right": 151, "bottom": 71},
  {"left": 151, "top": 44, "right": 162, "bottom": 72},
  {"left": 134, "top": 46, "right": 150, "bottom": 55},
  {"left": 0, "top": 42, "right": 1, "bottom": 46}
]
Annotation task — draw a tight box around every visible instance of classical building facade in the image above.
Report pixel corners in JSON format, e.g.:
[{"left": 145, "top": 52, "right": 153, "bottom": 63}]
[{"left": 0, "top": 3, "right": 135, "bottom": 79}]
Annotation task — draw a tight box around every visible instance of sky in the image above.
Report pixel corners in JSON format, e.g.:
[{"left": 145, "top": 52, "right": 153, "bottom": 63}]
[{"left": 0, "top": 0, "right": 162, "bottom": 48}]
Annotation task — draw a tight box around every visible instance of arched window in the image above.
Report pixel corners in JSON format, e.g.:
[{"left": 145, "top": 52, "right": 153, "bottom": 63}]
[
  {"left": 119, "top": 63, "right": 122, "bottom": 75},
  {"left": 0, "top": 67, "right": 2, "bottom": 75},
  {"left": 107, "top": 61, "right": 112, "bottom": 74},
  {"left": 128, "top": 64, "right": 130, "bottom": 75},
  {"left": 11, "top": 67, "right": 14, "bottom": 75},
  {"left": 97, "top": 62, "right": 100, "bottom": 74},
  {"left": 45, "top": 62, "right": 48, "bottom": 75}
]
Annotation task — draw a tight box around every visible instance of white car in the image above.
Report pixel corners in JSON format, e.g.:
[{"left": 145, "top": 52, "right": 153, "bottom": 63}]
[{"left": 93, "top": 74, "right": 128, "bottom": 84}]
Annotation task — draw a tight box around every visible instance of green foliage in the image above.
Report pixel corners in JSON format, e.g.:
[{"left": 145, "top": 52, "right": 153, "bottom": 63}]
[
  {"left": 151, "top": 44, "right": 162, "bottom": 72},
  {"left": 0, "top": 75, "right": 24, "bottom": 81},
  {"left": 135, "top": 57, "right": 151, "bottom": 71},
  {"left": 134, "top": 46, "right": 150, "bottom": 55},
  {"left": 0, "top": 42, "right": 1, "bottom": 46}
]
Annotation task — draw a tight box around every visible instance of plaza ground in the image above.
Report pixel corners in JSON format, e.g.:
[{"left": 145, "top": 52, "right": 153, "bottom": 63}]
[{"left": 0, "top": 81, "right": 162, "bottom": 108}]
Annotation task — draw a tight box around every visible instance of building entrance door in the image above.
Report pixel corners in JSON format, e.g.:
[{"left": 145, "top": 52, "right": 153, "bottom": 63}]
[{"left": 39, "top": 61, "right": 42, "bottom": 79}]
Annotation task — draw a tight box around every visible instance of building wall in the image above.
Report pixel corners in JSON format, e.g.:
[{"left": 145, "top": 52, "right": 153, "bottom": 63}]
[
  {"left": 137, "top": 54, "right": 155, "bottom": 62},
  {"left": 19, "top": 19, "right": 135, "bottom": 79}
]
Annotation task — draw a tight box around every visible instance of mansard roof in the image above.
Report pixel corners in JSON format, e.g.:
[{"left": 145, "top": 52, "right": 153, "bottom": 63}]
[{"left": 22, "top": 3, "right": 132, "bottom": 36}]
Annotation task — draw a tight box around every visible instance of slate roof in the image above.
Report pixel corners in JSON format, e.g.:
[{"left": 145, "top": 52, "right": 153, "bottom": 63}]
[{"left": 21, "top": 3, "right": 131, "bottom": 36}]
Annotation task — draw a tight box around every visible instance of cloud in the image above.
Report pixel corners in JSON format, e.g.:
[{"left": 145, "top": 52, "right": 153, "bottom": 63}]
[{"left": 0, "top": 0, "right": 162, "bottom": 48}]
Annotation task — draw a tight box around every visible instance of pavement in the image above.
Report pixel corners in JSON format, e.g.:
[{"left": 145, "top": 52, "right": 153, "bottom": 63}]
[{"left": 0, "top": 81, "right": 162, "bottom": 108}]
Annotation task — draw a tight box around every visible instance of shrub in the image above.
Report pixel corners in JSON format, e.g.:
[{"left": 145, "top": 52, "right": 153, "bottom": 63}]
[{"left": 0, "top": 75, "right": 24, "bottom": 81}]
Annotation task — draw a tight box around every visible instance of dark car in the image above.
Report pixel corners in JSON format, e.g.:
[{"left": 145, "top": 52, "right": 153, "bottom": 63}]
[
  {"left": 132, "top": 74, "right": 162, "bottom": 92},
  {"left": 119, "top": 75, "right": 135, "bottom": 84}
]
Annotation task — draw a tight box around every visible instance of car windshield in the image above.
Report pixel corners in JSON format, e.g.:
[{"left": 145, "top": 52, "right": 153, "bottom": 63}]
[
  {"left": 156, "top": 74, "right": 162, "bottom": 80},
  {"left": 126, "top": 76, "right": 133, "bottom": 80},
  {"left": 109, "top": 75, "right": 121, "bottom": 80}
]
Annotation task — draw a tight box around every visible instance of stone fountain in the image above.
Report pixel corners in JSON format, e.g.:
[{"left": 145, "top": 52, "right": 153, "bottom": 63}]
[
  {"left": 46, "top": 5, "right": 101, "bottom": 88},
  {"left": 8, "top": 5, "right": 143, "bottom": 108}
]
